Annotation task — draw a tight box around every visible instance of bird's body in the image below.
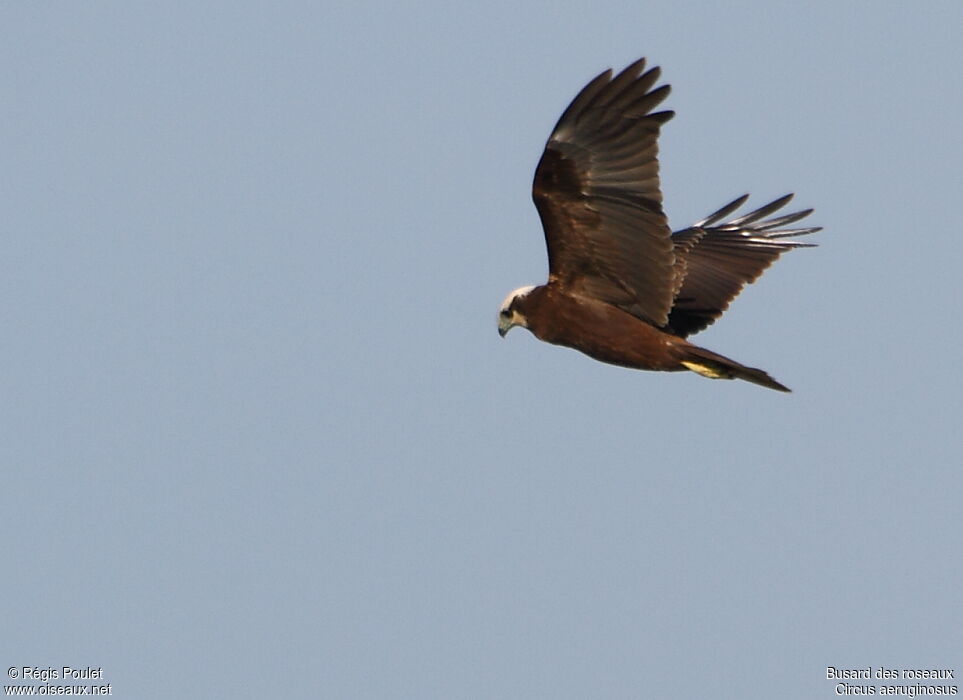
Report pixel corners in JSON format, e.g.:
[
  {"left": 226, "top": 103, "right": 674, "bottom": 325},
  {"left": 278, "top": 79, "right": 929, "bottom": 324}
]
[
  {"left": 498, "top": 58, "right": 820, "bottom": 392},
  {"left": 508, "top": 286, "right": 678, "bottom": 371},
  {"left": 503, "top": 282, "right": 792, "bottom": 392}
]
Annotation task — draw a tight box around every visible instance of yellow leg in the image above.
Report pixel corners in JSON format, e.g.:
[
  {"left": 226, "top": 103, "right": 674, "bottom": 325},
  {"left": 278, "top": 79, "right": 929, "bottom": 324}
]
[{"left": 681, "top": 360, "right": 732, "bottom": 380}]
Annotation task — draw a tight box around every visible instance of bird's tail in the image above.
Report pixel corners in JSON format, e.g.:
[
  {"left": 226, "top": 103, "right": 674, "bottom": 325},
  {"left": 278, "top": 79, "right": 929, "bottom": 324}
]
[{"left": 680, "top": 344, "right": 790, "bottom": 392}]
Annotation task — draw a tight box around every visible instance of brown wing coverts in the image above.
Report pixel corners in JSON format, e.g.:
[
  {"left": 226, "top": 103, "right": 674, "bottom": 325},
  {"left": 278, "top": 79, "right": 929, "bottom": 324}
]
[
  {"left": 532, "top": 59, "right": 677, "bottom": 327},
  {"left": 664, "top": 194, "right": 821, "bottom": 338}
]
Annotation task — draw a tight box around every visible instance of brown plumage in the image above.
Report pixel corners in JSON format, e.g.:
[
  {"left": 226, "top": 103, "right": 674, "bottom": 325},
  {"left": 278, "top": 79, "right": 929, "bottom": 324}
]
[{"left": 497, "top": 58, "right": 820, "bottom": 392}]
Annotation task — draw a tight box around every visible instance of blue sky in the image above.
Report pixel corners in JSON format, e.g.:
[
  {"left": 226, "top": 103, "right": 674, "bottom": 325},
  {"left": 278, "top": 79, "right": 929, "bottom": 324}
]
[{"left": 2, "top": 2, "right": 961, "bottom": 698}]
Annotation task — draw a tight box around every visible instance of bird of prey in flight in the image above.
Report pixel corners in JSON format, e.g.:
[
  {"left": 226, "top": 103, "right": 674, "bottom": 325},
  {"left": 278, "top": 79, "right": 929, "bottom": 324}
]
[{"left": 498, "top": 58, "right": 820, "bottom": 392}]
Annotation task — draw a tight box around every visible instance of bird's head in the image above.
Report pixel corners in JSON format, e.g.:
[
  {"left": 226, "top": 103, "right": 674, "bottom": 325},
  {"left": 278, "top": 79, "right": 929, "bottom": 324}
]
[{"left": 497, "top": 285, "right": 536, "bottom": 337}]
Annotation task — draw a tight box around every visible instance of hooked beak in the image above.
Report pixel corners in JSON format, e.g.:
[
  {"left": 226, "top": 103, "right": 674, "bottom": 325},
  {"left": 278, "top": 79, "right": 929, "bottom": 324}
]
[{"left": 498, "top": 314, "right": 514, "bottom": 338}]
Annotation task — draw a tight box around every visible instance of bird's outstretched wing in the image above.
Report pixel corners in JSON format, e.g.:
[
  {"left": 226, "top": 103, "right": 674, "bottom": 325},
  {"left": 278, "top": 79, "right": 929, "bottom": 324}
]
[
  {"left": 532, "top": 58, "right": 677, "bottom": 327},
  {"left": 665, "top": 194, "right": 820, "bottom": 338}
]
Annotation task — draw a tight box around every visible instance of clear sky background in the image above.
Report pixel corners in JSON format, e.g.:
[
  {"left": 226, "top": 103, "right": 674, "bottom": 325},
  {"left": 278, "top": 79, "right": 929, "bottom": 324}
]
[{"left": 2, "top": 2, "right": 961, "bottom": 698}]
